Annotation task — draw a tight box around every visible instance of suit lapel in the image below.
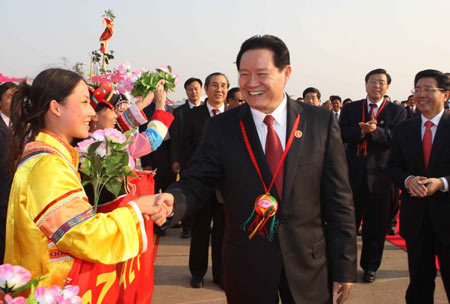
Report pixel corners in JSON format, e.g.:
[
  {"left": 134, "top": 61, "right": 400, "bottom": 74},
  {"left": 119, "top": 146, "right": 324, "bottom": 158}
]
[
  {"left": 428, "top": 112, "right": 450, "bottom": 172},
  {"left": 237, "top": 104, "right": 274, "bottom": 196},
  {"left": 282, "top": 98, "right": 305, "bottom": 202},
  {"left": 412, "top": 117, "right": 426, "bottom": 175}
]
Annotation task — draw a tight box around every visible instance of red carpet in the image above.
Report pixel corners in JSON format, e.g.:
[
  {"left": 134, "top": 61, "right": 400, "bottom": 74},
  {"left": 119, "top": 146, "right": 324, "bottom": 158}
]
[{"left": 385, "top": 214, "right": 440, "bottom": 270}]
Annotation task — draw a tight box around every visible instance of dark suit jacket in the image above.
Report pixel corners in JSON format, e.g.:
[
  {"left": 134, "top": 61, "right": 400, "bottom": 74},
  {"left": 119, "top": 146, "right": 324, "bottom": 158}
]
[
  {"left": 406, "top": 106, "right": 420, "bottom": 119},
  {"left": 140, "top": 103, "right": 174, "bottom": 169},
  {"left": 387, "top": 112, "right": 450, "bottom": 246},
  {"left": 340, "top": 99, "right": 407, "bottom": 193},
  {"left": 183, "top": 103, "right": 212, "bottom": 168},
  {"left": 167, "top": 98, "right": 356, "bottom": 303},
  {"left": 169, "top": 101, "right": 193, "bottom": 169},
  {"left": 0, "top": 117, "right": 11, "bottom": 261}
]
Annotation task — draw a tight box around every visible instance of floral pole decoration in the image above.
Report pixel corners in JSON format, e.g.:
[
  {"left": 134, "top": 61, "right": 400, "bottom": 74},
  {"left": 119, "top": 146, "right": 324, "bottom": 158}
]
[
  {"left": 76, "top": 128, "right": 136, "bottom": 213},
  {"left": 0, "top": 264, "right": 82, "bottom": 304}
]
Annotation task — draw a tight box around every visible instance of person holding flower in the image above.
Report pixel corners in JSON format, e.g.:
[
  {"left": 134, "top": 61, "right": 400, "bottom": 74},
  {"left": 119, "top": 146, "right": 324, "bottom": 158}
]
[{"left": 3, "top": 68, "right": 174, "bottom": 294}]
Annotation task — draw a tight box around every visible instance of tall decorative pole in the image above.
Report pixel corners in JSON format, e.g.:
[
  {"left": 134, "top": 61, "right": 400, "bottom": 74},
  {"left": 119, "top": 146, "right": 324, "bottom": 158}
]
[{"left": 99, "top": 10, "right": 114, "bottom": 74}]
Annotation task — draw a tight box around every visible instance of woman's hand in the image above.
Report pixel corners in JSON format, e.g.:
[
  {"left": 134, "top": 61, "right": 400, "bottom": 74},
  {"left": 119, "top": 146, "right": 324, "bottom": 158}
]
[
  {"left": 133, "top": 193, "right": 174, "bottom": 226},
  {"left": 154, "top": 80, "right": 167, "bottom": 111}
]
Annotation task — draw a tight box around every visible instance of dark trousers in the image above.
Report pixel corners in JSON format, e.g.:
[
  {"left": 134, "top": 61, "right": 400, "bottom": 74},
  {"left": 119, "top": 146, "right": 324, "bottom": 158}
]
[
  {"left": 405, "top": 214, "right": 450, "bottom": 304},
  {"left": 390, "top": 185, "right": 400, "bottom": 228},
  {"left": 354, "top": 180, "right": 392, "bottom": 271},
  {"left": 275, "top": 266, "right": 295, "bottom": 304},
  {"left": 189, "top": 194, "right": 225, "bottom": 281}
]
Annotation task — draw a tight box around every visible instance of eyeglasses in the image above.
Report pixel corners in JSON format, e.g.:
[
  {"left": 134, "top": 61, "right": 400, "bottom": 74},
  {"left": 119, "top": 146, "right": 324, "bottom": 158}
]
[
  {"left": 411, "top": 87, "right": 444, "bottom": 95},
  {"left": 233, "top": 98, "right": 245, "bottom": 102},
  {"left": 367, "top": 80, "right": 387, "bottom": 86}
]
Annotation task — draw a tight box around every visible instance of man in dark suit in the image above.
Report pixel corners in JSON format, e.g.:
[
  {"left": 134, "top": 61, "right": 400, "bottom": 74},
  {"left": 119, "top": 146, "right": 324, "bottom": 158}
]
[
  {"left": 170, "top": 77, "right": 203, "bottom": 175},
  {"left": 0, "top": 82, "right": 18, "bottom": 262},
  {"left": 165, "top": 35, "right": 356, "bottom": 303},
  {"left": 339, "top": 68, "right": 407, "bottom": 283},
  {"left": 182, "top": 72, "right": 228, "bottom": 289},
  {"left": 387, "top": 70, "right": 450, "bottom": 303},
  {"left": 169, "top": 77, "right": 203, "bottom": 238}
]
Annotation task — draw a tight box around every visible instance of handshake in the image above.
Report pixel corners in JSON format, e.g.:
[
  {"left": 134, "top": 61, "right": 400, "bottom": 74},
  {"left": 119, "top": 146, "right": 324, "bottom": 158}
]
[{"left": 133, "top": 193, "right": 174, "bottom": 226}]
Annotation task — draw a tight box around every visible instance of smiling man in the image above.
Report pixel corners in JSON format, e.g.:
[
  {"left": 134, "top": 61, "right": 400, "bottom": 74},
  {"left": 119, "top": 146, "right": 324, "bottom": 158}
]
[
  {"left": 339, "top": 69, "right": 407, "bottom": 283},
  {"left": 166, "top": 35, "right": 356, "bottom": 303},
  {"left": 387, "top": 70, "right": 450, "bottom": 303}
]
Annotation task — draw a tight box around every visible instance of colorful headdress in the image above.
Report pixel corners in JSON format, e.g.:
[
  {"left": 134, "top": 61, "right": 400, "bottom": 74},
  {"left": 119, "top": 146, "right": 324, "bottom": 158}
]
[{"left": 88, "top": 82, "right": 116, "bottom": 110}]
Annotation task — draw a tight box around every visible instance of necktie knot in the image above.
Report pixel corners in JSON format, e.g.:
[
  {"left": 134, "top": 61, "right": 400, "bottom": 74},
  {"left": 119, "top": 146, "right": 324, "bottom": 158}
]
[
  {"left": 212, "top": 108, "right": 219, "bottom": 116},
  {"left": 263, "top": 115, "right": 275, "bottom": 128},
  {"left": 369, "top": 104, "right": 377, "bottom": 110},
  {"left": 425, "top": 120, "right": 434, "bottom": 128}
]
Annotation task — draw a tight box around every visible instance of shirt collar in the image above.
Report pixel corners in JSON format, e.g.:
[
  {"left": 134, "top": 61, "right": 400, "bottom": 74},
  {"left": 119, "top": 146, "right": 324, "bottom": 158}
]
[
  {"left": 366, "top": 97, "right": 384, "bottom": 109},
  {"left": 187, "top": 100, "right": 201, "bottom": 109},
  {"left": 206, "top": 100, "right": 225, "bottom": 116},
  {"left": 421, "top": 109, "right": 444, "bottom": 128},
  {"left": 1, "top": 112, "right": 10, "bottom": 126},
  {"left": 250, "top": 94, "right": 287, "bottom": 128}
]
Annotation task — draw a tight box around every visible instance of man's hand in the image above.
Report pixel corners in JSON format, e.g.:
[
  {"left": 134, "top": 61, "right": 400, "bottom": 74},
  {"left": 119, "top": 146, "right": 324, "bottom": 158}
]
[
  {"left": 172, "top": 162, "right": 180, "bottom": 174},
  {"left": 358, "top": 121, "right": 377, "bottom": 135},
  {"left": 422, "top": 178, "right": 444, "bottom": 196},
  {"left": 333, "top": 282, "right": 352, "bottom": 304},
  {"left": 133, "top": 193, "right": 174, "bottom": 226},
  {"left": 406, "top": 176, "right": 428, "bottom": 197}
]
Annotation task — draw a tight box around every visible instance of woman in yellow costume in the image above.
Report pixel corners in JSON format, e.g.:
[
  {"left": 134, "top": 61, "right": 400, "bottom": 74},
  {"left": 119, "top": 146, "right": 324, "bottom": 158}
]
[{"left": 3, "top": 68, "right": 173, "bottom": 290}]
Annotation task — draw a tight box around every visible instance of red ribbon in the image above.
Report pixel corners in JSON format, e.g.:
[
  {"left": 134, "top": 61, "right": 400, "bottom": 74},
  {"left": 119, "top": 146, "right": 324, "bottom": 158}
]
[
  {"left": 362, "top": 98, "right": 387, "bottom": 122},
  {"left": 240, "top": 114, "right": 300, "bottom": 195}
]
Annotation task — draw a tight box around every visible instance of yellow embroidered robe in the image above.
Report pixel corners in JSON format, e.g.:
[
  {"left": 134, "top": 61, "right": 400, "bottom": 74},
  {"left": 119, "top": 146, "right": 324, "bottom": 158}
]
[{"left": 4, "top": 131, "right": 147, "bottom": 287}]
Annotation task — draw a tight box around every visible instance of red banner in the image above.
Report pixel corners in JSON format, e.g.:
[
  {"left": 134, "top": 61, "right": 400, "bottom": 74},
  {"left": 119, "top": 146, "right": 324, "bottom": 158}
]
[{"left": 67, "top": 171, "right": 156, "bottom": 303}]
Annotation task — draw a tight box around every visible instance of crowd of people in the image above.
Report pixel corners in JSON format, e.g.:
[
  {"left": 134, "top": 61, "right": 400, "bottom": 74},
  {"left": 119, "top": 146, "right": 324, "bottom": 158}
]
[{"left": 0, "top": 34, "right": 449, "bottom": 304}]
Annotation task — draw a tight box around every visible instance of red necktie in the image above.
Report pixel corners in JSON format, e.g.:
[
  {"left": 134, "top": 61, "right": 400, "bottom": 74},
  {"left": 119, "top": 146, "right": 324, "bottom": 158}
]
[
  {"left": 212, "top": 108, "right": 219, "bottom": 116},
  {"left": 423, "top": 120, "right": 433, "bottom": 170},
  {"left": 263, "top": 115, "right": 284, "bottom": 197},
  {"left": 368, "top": 103, "right": 377, "bottom": 121}
]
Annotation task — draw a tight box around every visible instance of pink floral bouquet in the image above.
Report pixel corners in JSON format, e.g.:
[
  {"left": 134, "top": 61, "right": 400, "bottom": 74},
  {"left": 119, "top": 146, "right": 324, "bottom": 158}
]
[
  {"left": 76, "top": 128, "right": 135, "bottom": 212},
  {"left": 0, "top": 264, "right": 81, "bottom": 304}
]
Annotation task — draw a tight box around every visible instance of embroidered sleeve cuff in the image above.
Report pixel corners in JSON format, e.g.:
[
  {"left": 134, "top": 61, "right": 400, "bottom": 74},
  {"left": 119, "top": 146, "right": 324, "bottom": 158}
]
[
  {"left": 117, "top": 103, "right": 148, "bottom": 131},
  {"left": 440, "top": 177, "right": 448, "bottom": 192},
  {"left": 127, "top": 201, "right": 148, "bottom": 253},
  {"left": 151, "top": 110, "right": 174, "bottom": 129}
]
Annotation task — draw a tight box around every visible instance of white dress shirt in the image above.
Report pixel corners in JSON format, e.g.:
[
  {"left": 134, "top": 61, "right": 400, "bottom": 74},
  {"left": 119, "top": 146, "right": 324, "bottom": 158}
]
[
  {"left": 188, "top": 100, "right": 202, "bottom": 109},
  {"left": 333, "top": 110, "right": 340, "bottom": 120},
  {"left": 1, "top": 112, "right": 10, "bottom": 126},
  {"left": 405, "top": 109, "right": 448, "bottom": 192},
  {"left": 206, "top": 101, "right": 225, "bottom": 117},
  {"left": 250, "top": 94, "right": 287, "bottom": 152},
  {"left": 366, "top": 97, "right": 384, "bottom": 117}
]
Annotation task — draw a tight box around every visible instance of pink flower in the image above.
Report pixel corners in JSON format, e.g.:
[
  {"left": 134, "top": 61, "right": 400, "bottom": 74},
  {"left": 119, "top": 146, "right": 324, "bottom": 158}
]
[
  {"left": 104, "top": 128, "right": 126, "bottom": 144},
  {"left": 95, "top": 142, "right": 106, "bottom": 157},
  {"left": 34, "top": 285, "right": 63, "bottom": 304},
  {"left": 118, "top": 60, "right": 131, "bottom": 73},
  {"left": 75, "top": 139, "right": 96, "bottom": 156},
  {"left": 60, "top": 285, "right": 82, "bottom": 304},
  {"left": 4, "top": 295, "right": 26, "bottom": 304},
  {"left": 0, "top": 264, "right": 31, "bottom": 293},
  {"left": 90, "top": 129, "right": 106, "bottom": 141}
]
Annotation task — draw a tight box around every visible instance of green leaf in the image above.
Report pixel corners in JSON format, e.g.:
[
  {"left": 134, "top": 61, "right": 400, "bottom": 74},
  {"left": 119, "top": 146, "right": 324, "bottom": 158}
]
[
  {"left": 87, "top": 141, "right": 102, "bottom": 154},
  {"left": 105, "top": 178, "right": 123, "bottom": 197},
  {"left": 12, "top": 277, "right": 44, "bottom": 297}
]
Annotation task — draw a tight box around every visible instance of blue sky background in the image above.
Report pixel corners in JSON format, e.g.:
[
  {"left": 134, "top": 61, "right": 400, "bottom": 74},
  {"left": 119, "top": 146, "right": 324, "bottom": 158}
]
[{"left": 2, "top": 0, "right": 449, "bottom": 102}]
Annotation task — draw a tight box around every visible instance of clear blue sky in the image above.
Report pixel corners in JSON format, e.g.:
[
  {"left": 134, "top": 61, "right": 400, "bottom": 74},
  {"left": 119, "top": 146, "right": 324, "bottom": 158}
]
[{"left": 2, "top": 0, "right": 449, "bottom": 102}]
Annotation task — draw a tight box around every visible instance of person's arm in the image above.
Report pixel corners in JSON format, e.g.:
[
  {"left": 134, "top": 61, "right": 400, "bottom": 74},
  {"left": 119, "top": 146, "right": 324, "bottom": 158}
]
[
  {"left": 165, "top": 117, "right": 224, "bottom": 225},
  {"left": 321, "top": 112, "right": 357, "bottom": 284},
  {"left": 339, "top": 103, "right": 364, "bottom": 145},
  {"left": 128, "top": 110, "right": 174, "bottom": 159},
  {"left": 28, "top": 156, "right": 171, "bottom": 264},
  {"left": 368, "top": 106, "right": 407, "bottom": 147}
]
